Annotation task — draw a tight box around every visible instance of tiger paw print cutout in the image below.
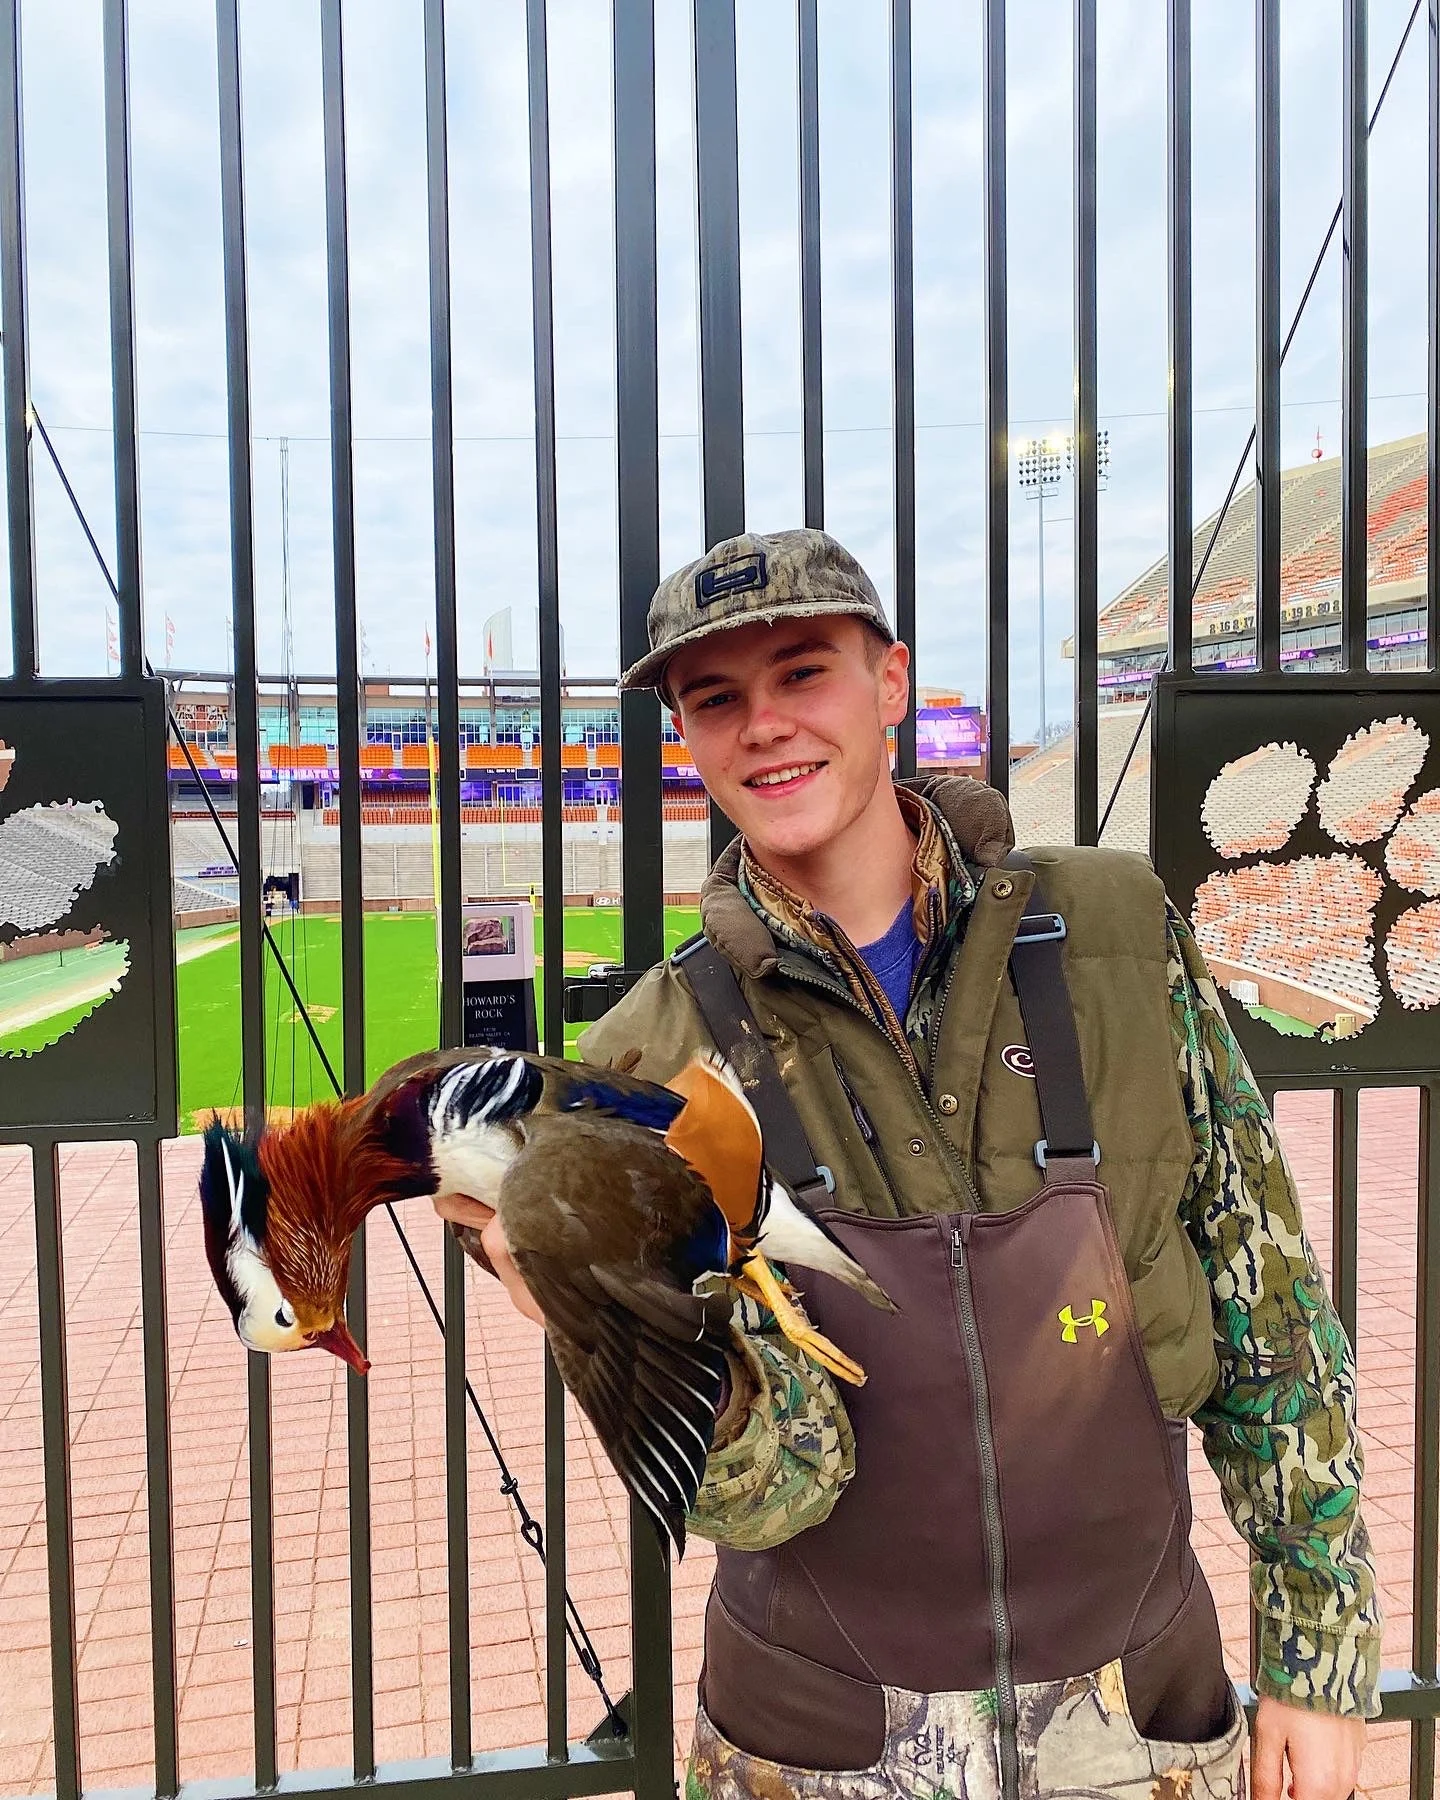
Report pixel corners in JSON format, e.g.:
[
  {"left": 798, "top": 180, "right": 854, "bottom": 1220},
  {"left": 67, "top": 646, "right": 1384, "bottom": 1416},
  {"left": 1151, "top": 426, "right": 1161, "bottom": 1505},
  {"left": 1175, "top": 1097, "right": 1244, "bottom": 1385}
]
[
  {"left": 1195, "top": 717, "right": 1440, "bottom": 1041},
  {"left": 0, "top": 736, "right": 129, "bottom": 1058}
]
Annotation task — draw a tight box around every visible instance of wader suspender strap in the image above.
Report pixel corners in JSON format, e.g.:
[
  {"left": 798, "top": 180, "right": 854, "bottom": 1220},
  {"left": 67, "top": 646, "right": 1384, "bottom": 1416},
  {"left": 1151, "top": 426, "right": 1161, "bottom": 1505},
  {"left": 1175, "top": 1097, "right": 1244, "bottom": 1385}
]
[
  {"left": 671, "top": 936, "right": 836, "bottom": 1211},
  {"left": 1002, "top": 850, "right": 1100, "bottom": 1187}
]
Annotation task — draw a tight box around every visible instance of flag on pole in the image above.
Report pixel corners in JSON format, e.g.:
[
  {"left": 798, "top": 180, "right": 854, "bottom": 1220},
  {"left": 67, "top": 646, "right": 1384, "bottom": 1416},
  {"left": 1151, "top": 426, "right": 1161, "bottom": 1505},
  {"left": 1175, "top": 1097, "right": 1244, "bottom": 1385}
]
[
  {"left": 105, "top": 607, "right": 119, "bottom": 672},
  {"left": 424, "top": 627, "right": 432, "bottom": 659},
  {"left": 165, "top": 614, "right": 175, "bottom": 661}
]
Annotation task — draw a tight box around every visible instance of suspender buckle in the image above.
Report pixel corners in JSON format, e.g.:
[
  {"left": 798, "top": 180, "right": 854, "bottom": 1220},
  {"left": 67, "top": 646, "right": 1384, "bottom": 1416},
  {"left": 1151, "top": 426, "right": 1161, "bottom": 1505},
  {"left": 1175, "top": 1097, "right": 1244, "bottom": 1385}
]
[
  {"left": 1034, "top": 1138, "right": 1100, "bottom": 1170},
  {"left": 1013, "top": 911, "right": 1067, "bottom": 945},
  {"left": 794, "top": 1165, "right": 836, "bottom": 1209}
]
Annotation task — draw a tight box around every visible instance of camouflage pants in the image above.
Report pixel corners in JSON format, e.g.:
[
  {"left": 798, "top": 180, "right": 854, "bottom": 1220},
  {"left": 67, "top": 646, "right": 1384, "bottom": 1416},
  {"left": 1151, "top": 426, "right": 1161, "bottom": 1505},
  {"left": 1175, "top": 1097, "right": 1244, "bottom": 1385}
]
[{"left": 685, "top": 1663, "right": 1246, "bottom": 1800}]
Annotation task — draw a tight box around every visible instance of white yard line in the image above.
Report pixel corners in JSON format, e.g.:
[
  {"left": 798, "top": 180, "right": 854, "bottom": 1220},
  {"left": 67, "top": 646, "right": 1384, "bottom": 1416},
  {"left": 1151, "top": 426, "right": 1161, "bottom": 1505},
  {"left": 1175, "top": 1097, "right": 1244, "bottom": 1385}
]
[
  {"left": 175, "top": 927, "right": 240, "bottom": 966},
  {"left": 0, "top": 947, "right": 129, "bottom": 1035}
]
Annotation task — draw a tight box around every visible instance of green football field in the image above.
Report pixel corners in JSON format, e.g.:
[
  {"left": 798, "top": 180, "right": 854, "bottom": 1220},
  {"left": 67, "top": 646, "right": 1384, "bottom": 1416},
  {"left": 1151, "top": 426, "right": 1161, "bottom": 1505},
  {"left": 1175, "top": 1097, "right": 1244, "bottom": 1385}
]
[{"left": 174, "top": 906, "right": 699, "bottom": 1131}]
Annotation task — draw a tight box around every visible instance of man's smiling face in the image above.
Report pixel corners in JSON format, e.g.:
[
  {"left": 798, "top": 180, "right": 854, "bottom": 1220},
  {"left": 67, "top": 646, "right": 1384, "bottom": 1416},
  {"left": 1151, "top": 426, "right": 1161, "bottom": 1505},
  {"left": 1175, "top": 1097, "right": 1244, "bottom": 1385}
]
[{"left": 666, "top": 615, "right": 911, "bottom": 867}]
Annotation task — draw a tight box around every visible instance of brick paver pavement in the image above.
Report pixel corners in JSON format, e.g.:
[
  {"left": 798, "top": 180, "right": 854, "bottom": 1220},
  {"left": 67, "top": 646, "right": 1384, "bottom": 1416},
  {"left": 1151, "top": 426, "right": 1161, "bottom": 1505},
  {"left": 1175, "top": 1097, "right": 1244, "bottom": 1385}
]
[{"left": 0, "top": 1089, "right": 1431, "bottom": 1797}]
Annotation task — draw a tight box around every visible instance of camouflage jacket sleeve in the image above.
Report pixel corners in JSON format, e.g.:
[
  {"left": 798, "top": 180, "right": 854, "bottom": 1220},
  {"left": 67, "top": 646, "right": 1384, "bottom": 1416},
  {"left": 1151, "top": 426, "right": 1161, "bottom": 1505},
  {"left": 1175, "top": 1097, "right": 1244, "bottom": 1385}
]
[
  {"left": 1167, "top": 904, "right": 1383, "bottom": 1718},
  {"left": 686, "top": 1292, "right": 857, "bottom": 1552}
]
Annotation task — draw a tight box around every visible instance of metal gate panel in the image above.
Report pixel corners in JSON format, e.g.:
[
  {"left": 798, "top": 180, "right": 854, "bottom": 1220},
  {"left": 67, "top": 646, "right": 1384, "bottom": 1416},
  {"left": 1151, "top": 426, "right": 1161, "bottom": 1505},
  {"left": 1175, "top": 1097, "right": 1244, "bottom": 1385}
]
[{"left": 0, "top": 0, "right": 1437, "bottom": 1796}]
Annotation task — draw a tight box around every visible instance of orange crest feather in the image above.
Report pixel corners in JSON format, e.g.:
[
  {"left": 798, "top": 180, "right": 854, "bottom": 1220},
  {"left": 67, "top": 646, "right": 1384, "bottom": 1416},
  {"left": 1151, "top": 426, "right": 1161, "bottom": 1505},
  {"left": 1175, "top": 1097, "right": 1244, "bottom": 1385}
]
[
  {"left": 663, "top": 1056, "right": 763, "bottom": 1231},
  {"left": 256, "top": 1099, "right": 429, "bottom": 1322}
]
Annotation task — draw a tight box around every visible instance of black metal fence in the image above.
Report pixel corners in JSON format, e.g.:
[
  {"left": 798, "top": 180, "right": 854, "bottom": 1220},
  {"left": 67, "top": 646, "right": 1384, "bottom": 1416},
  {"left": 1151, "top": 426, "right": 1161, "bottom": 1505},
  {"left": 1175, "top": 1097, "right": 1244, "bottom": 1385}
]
[{"left": 0, "top": 1, "right": 1436, "bottom": 1798}]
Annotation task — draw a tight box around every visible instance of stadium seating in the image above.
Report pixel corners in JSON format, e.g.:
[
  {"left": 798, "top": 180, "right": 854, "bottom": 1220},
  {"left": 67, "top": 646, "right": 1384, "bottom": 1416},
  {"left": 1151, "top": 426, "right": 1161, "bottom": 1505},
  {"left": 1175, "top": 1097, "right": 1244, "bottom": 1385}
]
[
  {"left": 1315, "top": 717, "right": 1428, "bottom": 844},
  {"left": 1192, "top": 855, "right": 1382, "bottom": 1023},
  {"left": 1201, "top": 741, "right": 1315, "bottom": 856},
  {"left": 1385, "top": 902, "right": 1440, "bottom": 1009},
  {"left": 173, "top": 878, "right": 234, "bottom": 913},
  {"left": 1095, "top": 434, "right": 1430, "bottom": 652},
  {"left": 1, "top": 801, "right": 118, "bottom": 933},
  {"left": 1007, "top": 706, "right": 1151, "bottom": 852},
  {"left": 1385, "top": 791, "right": 1440, "bottom": 895}
]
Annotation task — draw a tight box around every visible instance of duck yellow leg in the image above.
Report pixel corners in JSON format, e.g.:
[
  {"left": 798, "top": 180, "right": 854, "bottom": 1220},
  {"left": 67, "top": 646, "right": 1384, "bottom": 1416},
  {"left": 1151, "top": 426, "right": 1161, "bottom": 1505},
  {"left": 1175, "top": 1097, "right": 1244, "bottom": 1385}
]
[{"left": 733, "top": 1251, "right": 868, "bottom": 1386}]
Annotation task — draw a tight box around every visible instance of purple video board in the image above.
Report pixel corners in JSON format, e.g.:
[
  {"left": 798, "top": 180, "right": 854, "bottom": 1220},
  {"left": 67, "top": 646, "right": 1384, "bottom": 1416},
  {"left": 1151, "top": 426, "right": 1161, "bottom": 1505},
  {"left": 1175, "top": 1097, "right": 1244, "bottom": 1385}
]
[{"left": 916, "top": 706, "right": 984, "bottom": 762}]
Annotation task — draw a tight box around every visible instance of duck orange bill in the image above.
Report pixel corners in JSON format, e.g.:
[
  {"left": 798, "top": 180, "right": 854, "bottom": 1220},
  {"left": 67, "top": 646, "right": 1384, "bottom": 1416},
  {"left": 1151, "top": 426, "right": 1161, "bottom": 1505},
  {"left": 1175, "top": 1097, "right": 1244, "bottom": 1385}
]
[{"left": 312, "top": 1319, "right": 370, "bottom": 1374}]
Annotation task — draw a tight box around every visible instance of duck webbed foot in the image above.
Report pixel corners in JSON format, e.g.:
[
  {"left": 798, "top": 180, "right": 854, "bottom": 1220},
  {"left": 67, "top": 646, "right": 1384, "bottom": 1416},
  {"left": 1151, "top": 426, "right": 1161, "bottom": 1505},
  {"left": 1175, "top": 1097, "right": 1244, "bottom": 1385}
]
[{"left": 732, "top": 1251, "right": 868, "bottom": 1387}]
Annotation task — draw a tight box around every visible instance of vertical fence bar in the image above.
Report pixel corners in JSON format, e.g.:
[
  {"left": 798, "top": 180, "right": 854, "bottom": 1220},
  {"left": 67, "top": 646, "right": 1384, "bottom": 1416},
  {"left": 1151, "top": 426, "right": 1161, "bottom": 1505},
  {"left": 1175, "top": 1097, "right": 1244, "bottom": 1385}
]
[
  {"left": 1167, "top": 0, "right": 1192, "bottom": 679},
  {"left": 628, "top": 1507, "right": 673, "bottom": 1800},
  {"left": 1253, "top": 1076, "right": 1281, "bottom": 1686},
  {"left": 425, "top": 0, "right": 462, "bottom": 1061},
  {"left": 101, "top": 0, "right": 144, "bottom": 678},
  {"left": 983, "top": 0, "right": 1009, "bottom": 797},
  {"left": 890, "top": 0, "right": 917, "bottom": 779},
  {"left": 527, "top": 0, "right": 564, "bottom": 1063},
  {"left": 615, "top": 0, "right": 665, "bottom": 965},
  {"left": 318, "top": 0, "right": 374, "bottom": 1774},
  {"left": 420, "top": 0, "right": 470, "bottom": 1763},
  {"left": 1255, "top": 0, "right": 1281, "bottom": 674},
  {"left": 525, "top": 0, "right": 569, "bottom": 1754},
  {"left": 0, "top": 0, "right": 36, "bottom": 679},
  {"left": 693, "top": 0, "right": 744, "bottom": 866},
  {"left": 33, "top": 1142, "right": 80, "bottom": 1800},
  {"left": 542, "top": 1348, "right": 568, "bottom": 1758},
  {"left": 442, "top": 1229, "right": 469, "bottom": 1768},
  {"left": 1341, "top": 0, "right": 1368, "bottom": 672},
  {"left": 693, "top": 0, "right": 744, "bottom": 553},
  {"left": 1331, "top": 1086, "right": 1360, "bottom": 1348},
  {"left": 214, "top": 3, "right": 277, "bottom": 1779},
  {"left": 1427, "top": 0, "right": 1438, "bottom": 668},
  {"left": 318, "top": 0, "right": 364, "bottom": 1107},
  {"left": 797, "top": 0, "right": 823, "bottom": 533},
  {"left": 136, "top": 1138, "right": 178, "bottom": 1798},
  {"left": 1413, "top": 1084, "right": 1439, "bottom": 1800},
  {"left": 1072, "top": 0, "right": 1098, "bottom": 846},
  {"left": 616, "top": 7, "right": 673, "bottom": 1784},
  {"left": 1409, "top": 1080, "right": 1440, "bottom": 1797}
]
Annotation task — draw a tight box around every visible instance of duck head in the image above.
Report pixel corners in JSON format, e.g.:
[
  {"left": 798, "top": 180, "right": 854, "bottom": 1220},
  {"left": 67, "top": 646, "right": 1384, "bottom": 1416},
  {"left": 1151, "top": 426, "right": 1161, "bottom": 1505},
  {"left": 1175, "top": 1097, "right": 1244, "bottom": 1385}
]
[{"left": 198, "top": 1109, "right": 380, "bottom": 1373}]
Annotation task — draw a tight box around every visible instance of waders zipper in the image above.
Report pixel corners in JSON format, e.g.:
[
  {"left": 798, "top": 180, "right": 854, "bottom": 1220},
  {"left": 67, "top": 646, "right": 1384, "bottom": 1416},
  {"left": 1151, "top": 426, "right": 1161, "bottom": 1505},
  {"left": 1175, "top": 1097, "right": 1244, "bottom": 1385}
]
[{"left": 951, "top": 1220, "right": 1019, "bottom": 1800}]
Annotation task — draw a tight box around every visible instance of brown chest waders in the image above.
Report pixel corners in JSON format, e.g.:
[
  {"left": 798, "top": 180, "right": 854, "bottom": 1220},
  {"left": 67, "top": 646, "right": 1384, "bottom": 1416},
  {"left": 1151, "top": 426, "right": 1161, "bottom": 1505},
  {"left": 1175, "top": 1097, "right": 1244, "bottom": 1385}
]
[{"left": 677, "top": 854, "right": 1244, "bottom": 1800}]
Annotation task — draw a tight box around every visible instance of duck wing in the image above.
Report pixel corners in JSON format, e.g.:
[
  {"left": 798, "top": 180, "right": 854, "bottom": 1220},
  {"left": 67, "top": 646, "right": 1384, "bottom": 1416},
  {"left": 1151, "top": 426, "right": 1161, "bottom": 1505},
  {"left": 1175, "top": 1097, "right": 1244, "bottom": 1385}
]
[{"left": 497, "top": 1115, "right": 733, "bottom": 1553}]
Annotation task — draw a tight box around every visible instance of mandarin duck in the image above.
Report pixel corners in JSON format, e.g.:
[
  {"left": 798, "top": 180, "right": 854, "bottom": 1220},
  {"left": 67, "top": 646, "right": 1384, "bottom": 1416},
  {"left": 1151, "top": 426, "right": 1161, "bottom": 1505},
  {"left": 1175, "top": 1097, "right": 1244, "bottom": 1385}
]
[{"left": 199, "top": 1047, "right": 893, "bottom": 1548}]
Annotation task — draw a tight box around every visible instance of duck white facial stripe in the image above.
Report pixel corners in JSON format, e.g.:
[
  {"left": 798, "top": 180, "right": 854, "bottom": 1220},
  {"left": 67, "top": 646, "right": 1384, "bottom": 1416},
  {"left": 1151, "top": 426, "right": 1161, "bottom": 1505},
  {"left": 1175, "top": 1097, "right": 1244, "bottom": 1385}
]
[
  {"left": 224, "top": 1239, "right": 308, "bottom": 1352},
  {"left": 221, "top": 1139, "right": 244, "bottom": 1235}
]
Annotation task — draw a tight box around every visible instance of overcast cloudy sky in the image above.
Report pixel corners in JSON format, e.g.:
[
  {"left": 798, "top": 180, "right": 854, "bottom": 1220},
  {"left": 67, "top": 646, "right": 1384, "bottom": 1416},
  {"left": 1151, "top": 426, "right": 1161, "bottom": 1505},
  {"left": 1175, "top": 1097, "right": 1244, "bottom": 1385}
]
[{"left": 6, "top": 0, "right": 1432, "bottom": 736}]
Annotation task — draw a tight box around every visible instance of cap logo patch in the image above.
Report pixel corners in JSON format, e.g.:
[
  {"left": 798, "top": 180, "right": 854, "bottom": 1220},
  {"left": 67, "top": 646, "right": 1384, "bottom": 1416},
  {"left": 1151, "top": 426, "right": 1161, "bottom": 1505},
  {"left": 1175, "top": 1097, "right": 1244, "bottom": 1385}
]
[{"left": 695, "top": 552, "right": 767, "bottom": 607}]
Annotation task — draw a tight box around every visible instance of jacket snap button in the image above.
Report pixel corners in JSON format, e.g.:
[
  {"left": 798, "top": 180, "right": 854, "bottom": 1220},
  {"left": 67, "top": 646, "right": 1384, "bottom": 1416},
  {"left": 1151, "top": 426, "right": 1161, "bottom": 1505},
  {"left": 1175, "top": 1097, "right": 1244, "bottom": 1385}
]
[
  {"left": 992, "top": 876, "right": 1015, "bottom": 899},
  {"left": 937, "top": 1093, "right": 959, "bottom": 1115},
  {"left": 908, "top": 1136, "right": 926, "bottom": 1155}
]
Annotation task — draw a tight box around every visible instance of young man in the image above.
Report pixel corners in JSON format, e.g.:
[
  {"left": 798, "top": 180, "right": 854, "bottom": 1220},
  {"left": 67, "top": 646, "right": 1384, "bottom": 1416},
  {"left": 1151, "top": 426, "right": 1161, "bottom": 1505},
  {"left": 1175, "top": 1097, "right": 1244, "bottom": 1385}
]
[{"left": 442, "top": 529, "right": 1380, "bottom": 1800}]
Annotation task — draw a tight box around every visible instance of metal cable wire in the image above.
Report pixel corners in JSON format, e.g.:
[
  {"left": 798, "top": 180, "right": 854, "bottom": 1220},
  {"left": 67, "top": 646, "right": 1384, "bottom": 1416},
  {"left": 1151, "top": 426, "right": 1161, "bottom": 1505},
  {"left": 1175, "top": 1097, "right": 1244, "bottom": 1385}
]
[{"left": 29, "top": 403, "right": 627, "bottom": 1736}]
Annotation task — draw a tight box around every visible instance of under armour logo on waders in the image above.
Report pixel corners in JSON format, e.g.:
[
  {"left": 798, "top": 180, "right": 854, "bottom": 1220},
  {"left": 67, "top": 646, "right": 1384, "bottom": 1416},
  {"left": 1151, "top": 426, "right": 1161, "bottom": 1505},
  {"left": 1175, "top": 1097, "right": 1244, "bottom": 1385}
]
[{"left": 1058, "top": 1300, "right": 1110, "bottom": 1342}]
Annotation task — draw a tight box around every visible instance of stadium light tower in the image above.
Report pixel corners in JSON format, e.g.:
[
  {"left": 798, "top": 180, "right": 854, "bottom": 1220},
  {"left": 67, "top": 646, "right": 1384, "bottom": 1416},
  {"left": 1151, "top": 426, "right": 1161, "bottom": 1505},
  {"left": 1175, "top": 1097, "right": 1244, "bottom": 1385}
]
[
  {"left": 1015, "top": 430, "right": 1110, "bottom": 747},
  {"left": 1015, "top": 436, "right": 1063, "bottom": 747}
]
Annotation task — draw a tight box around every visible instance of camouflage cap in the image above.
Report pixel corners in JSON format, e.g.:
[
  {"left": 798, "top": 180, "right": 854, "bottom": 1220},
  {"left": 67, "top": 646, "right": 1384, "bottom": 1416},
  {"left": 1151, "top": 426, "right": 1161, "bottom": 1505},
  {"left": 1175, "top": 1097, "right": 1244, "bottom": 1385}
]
[{"left": 619, "top": 528, "right": 895, "bottom": 697}]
